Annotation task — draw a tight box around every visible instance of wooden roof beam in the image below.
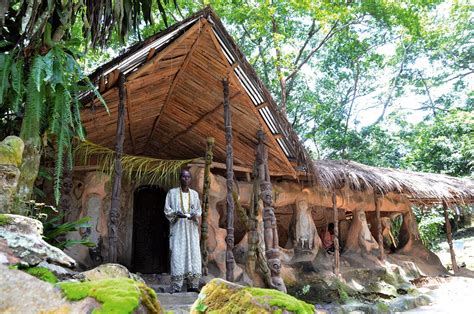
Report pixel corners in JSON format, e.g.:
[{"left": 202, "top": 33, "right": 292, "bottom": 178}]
[
  {"left": 206, "top": 28, "right": 297, "bottom": 178},
  {"left": 143, "top": 21, "right": 211, "bottom": 154}
]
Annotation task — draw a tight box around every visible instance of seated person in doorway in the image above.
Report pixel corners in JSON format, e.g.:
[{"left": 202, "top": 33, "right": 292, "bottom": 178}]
[
  {"left": 164, "top": 169, "right": 202, "bottom": 293},
  {"left": 323, "top": 223, "right": 335, "bottom": 254}
]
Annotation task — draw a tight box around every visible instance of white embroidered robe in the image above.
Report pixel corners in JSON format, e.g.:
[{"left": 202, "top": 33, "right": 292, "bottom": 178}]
[{"left": 164, "top": 187, "right": 202, "bottom": 284}]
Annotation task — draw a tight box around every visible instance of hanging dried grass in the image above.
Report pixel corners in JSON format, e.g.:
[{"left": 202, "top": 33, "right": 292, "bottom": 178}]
[{"left": 74, "top": 140, "right": 196, "bottom": 188}]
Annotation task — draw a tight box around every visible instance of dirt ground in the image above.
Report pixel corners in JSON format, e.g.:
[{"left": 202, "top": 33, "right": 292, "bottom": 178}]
[{"left": 406, "top": 227, "right": 474, "bottom": 313}]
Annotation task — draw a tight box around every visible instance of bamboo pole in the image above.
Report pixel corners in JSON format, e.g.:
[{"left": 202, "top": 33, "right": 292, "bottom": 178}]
[
  {"left": 108, "top": 72, "right": 126, "bottom": 263},
  {"left": 201, "top": 137, "right": 214, "bottom": 276},
  {"left": 443, "top": 201, "right": 458, "bottom": 274},
  {"left": 332, "top": 191, "right": 340, "bottom": 277},
  {"left": 223, "top": 78, "right": 235, "bottom": 281},
  {"left": 374, "top": 191, "right": 384, "bottom": 261}
]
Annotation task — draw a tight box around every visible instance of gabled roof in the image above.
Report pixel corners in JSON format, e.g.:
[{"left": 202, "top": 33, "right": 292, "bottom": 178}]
[{"left": 80, "top": 6, "right": 311, "bottom": 177}]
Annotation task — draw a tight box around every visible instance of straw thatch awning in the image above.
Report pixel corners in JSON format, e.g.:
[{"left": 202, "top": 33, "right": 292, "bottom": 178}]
[
  {"left": 314, "top": 160, "right": 474, "bottom": 205},
  {"left": 80, "top": 7, "right": 311, "bottom": 178}
]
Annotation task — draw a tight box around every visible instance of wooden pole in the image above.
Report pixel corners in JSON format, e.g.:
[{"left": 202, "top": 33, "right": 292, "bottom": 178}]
[
  {"left": 223, "top": 78, "right": 235, "bottom": 282},
  {"left": 201, "top": 137, "right": 214, "bottom": 276},
  {"left": 332, "top": 191, "right": 340, "bottom": 277},
  {"left": 443, "top": 200, "right": 458, "bottom": 274},
  {"left": 374, "top": 191, "right": 384, "bottom": 261},
  {"left": 108, "top": 72, "right": 126, "bottom": 263}
]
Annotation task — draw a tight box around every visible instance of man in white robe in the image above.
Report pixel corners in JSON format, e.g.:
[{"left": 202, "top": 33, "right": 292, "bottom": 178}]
[{"left": 164, "top": 169, "right": 202, "bottom": 293}]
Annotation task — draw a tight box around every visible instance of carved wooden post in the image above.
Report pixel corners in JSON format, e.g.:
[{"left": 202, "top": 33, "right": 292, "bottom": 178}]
[
  {"left": 443, "top": 201, "right": 458, "bottom": 274},
  {"left": 201, "top": 137, "right": 214, "bottom": 276},
  {"left": 332, "top": 191, "right": 340, "bottom": 276},
  {"left": 374, "top": 191, "right": 384, "bottom": 261},
  {"left": 256, "top": 130, "right": 286, "bottom": 293},
  {"left": 223, "top": 78, "right": 235, "bottom": 282},
  {"left": 108, "top": 72, "right": 126, "bottom": 263},
  {"left": 246, "top": 162, "right": 260, "bottom": 277}
]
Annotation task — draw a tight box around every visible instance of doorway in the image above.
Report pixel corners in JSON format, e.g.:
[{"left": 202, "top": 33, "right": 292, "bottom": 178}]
[{"left": 132, "top": 185, "right": 169, "bottom": 274}]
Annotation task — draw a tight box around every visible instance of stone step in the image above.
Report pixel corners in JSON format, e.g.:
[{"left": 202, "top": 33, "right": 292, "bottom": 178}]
[{"left": 156, "top": 292, "right": 198, "bottom": 314}]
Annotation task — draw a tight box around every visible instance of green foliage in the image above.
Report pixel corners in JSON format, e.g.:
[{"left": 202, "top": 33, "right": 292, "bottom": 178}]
[
  {"left": 43, "top": 214, "right": 95, "bottom": 249},
  {"left": 59, "top": 278, "right": 162, "bottom": 314},
  {"left": 414, "top": 206, "right": 446, "bottom": 250},
  {"left": 25, "top": 266, "right": 58, "bottom": 284}
]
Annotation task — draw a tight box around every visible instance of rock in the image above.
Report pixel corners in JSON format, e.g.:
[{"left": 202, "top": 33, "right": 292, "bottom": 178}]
[
  {"left": 0, "top": 264, "right": 163, "bottom": 314},
  {"left": 191, "top": 278, "right": 314, "bottom": 314},
  {"left": 82, "top": 263, "right": 145, "bottom": 283},
  {"left": 0, "top": 264, "right": 101, "bottom": 314},
  {"left": 37, "top": 260, "right": 77, "bottom": 280},
  {"left": 0, "top": 136, "right": 24, "bottom": 167},
  {"left": 0, "top": 166, "right": 21, "bottom": 214},
  {"left": 0, "top": 214, "right": 76, "bottom": 267}
]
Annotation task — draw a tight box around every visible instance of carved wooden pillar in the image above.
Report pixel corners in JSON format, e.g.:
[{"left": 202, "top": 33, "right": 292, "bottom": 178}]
[
  {"left": 223, "top": 78, "right": 235, "bottom": 281},
  {"left": 332, "top": 191, "right": 340, "bottom": 276},
  {"left": 246, "top": 162, "right": 259, "bottom": 277},
  {"left": 443, "top": 201, "right": 458, "bottom": 274},
  {"left": 108, "top": 72, "right": 126, "bottom": 263},
  {"left": 201, "top": 137, "right": 214, "bottom": 276},
  {"left": 374, "top": 191, "right": 384, "bottom": 261},
  {"left": 256, "top": 130, "right": 286, "bottom": 293}
]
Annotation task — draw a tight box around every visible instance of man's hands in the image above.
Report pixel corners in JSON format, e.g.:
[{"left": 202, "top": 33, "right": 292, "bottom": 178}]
[
  {"left": 176, "top": 212, "right": 198, "bottom": 221},
  {"left": 176, "top": 212, "right": 188, "bottom": 219}
]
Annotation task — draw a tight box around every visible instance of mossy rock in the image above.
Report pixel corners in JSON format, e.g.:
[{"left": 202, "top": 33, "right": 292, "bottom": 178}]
[
  {"left": 58, "top": 277, "right": 163, "bottom": 314},
  {"left": 0, "top": 136, "right": 24, "bottom": 167},
  {"left": 191, "top": 278, "right": 314, "bottom": 314}
]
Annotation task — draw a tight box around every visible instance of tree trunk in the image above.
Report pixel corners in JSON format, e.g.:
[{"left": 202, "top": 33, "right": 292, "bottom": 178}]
[
  {"left": 443, "top": 201, "right": 458, "bottom": 274},
  {"left": 223, "top": 78, "right": 235, "bottom": 282},
  {"left": 332, "top": 191, "right": 340, "bottom": 276},
  {"left": 108, "top": 72, "right": 126, "bottom": 263},
  {"left": 201, "top": 137, "right": 214, "bottom": 276},
  {"left": 16, "top": 136, "right": 41, "bottom": 213}
]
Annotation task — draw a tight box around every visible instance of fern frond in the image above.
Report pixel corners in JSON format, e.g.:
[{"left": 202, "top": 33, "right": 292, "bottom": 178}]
[
  {"left": 0, "top": 53, "right": 13, "bottom": 105},
  {"left": 10, "top": 59, "right": 24, "bottom": 112},
  {"left": 21, "top": 56, "right": 45, "bottom": 141},
  {"left": 75, "top": 140, "right": 196, "bottom": 188}
]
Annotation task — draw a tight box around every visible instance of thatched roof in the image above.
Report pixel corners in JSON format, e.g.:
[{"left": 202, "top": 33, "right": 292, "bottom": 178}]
[
  {"left": 80, "top": 6, "right": 312, "bottom": 178},
  {"left": 314, "top": 160, "right": 474, "bottom": 204}
]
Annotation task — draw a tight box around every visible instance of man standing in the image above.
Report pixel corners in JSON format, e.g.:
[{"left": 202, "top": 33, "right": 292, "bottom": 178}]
[{"left": 164, "top": 169, "right": 202, "bottom": 293}]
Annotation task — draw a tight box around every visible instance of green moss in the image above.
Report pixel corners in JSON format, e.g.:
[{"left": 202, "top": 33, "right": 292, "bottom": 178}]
[
  {"left": 376, "top": 302, "right": 389, "bottom": 312},
  {"left": 25, "top": 267, "right": 58, "bottom": 283},
  {"left": 246, "top": 287, "right": 314, "bottom": 314},
  {"left": 0, "top": 214, "right": 11, "bottom": 225},
  {"left": 58, "top": 278, "right": 162, "bottom": 314},
  {"left": 334, "top": 280, "right": 350, "bottom": 304}
]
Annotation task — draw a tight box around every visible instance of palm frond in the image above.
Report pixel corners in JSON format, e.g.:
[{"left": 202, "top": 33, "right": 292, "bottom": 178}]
[{"left": 75, "top": 140, "right": 196, "bottom": 188}]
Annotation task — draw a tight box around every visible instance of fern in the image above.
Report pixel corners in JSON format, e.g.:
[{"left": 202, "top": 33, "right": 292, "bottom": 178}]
[
  {"left": 9, "top": 59, "right": 24, "bottom": 113},
  {"left": 0, "top": 53, "right": 12, "bottom": 105}
]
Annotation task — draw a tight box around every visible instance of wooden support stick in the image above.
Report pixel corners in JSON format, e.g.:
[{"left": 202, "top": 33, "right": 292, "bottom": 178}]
[
  {"left": 201, "top": 137, "right": 214, "bottom": 276},
  {"left": 374, "top": 192, "right": 384, "bottom": 261},
  {"left": 443, "top": 201, "right": 458, "bottom": 274},
  {"left": 332, "top": 191, "right": 340, "bottom": 277},
  {"left": 224, "top": 78, "right": 235, "bottom": 282},
  {"left": 108, "top": 72, "right": 126, "bottom": 263}
]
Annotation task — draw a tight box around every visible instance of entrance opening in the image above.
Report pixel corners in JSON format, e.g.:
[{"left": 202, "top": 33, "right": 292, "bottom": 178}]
[{"left": 132, "top": 185, "right": 169, "bottom": 274}]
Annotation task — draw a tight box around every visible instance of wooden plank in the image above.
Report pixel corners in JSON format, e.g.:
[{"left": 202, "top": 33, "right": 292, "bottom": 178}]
[
  {"left": 332, "top": 191, "right": 340, "bottom": 277},
  {"left": 146, "top": 48, "right": 156, "bottom": 61},
  {"left": 375, "top": 192, "right": 385, "bottom": 261}
]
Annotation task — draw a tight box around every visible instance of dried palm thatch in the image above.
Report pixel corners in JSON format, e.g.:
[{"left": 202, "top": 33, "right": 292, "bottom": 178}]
[
  {"left": 314, "top": 160, "right": 474, "bottom": 204},
  {"left": 75, "top": 140, "right": 195, "bottom": 188}
]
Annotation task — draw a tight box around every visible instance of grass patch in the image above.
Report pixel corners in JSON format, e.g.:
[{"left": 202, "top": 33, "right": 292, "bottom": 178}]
[
  {"left": 58, "top": 278, "right": 162, "bottom": 314},
  {"left": 246, "top": 287, "right": 315, "bottom": 314},
  {"left": 25, "top": 266, "right": 58, "bottom": 284}
]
